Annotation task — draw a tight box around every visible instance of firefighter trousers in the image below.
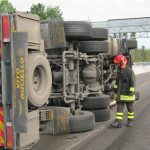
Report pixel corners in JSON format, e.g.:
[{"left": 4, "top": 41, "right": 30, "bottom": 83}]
[{"left": 116, "top": 101, "right": 134, "bottom": 124}]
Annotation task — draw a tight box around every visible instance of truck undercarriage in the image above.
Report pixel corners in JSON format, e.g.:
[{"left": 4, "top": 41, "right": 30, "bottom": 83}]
[{"left": 0, "top": 12, "right": 137, "bottom": 149}]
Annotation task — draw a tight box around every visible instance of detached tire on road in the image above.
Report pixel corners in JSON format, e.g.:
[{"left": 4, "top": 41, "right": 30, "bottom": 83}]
[
  {"left": 81, "top": 95, "right": 110, "bottom": 109},
  {"left": 79, "top": 41, "right": 108, "bottom": 54},
  {"left": 69, "top": 111, "right": 95, "bottom": 133},
  {"left": 64, "top": 21, "right": 92, "bottom": 39},
  {"left": 91, "top": 108, "right": 110, "bottom": 122},
  {"left": 27, "top": 53, "right": 52, "bottom": 107}
]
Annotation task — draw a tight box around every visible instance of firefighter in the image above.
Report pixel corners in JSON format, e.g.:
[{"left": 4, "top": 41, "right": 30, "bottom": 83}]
[{"left": 111, "top": 55, "right": 136, "bottom": 128}]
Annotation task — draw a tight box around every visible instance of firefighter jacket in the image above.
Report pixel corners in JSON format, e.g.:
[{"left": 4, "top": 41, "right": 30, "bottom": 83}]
[{"left": 113, "top": 66, "right": 136, "bottom": 102}]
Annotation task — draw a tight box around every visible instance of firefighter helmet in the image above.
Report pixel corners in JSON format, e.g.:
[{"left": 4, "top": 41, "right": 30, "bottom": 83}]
[{"left": 113, "top": 55, "right": 127, "bottom": 65}]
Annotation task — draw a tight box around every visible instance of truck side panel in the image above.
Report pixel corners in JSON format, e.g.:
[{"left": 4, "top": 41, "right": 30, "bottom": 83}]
[
  {"left": 12, "top": 32, "right": 28, "bottom": 133},
  {"left": 1, "top": 14, "right": 28, "bottom": 149}
]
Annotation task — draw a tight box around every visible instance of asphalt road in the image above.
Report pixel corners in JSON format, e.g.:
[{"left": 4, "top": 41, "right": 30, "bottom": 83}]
[{"left": 32, "top": 72, "right": 150, "bottom": 150}]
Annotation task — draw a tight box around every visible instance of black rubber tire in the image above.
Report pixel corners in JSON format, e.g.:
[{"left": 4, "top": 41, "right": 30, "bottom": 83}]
[
  {"left": 81, "top": 95, "right": 110, "bottom": 109},
  {"left": 105, "top": 92, "right": 114, "bottom": 100},
  {"left": 64, "top": 21, "right": 92, "bottom": 39},
  {"left": 79, "top": 41, "right": 109, "bottom": 54},
  {"left": 135, "top": 91, "right": 140, "bottom": 100},
  {"left": 69, "top": 111, "right": 95, "bottom": 133},
  {"left": 127, "top": 39, "right": 137, "bottom": 49},
  {"left": 27, "top": 53, "right": 52, "bottom": 107},
  {"left": 91, "top": 28, "right": 108, "bottom": 40},
  {"left": 91, "top": 108, "right": 110, "bottom": 122}
]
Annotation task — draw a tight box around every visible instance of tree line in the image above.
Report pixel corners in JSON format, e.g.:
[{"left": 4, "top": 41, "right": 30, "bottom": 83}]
[
  {"left": 0, "top": 0, "right": 63, "bottom": 20},
  {"left": 134, "top": 46, "right": 150, "bottom": 62}
]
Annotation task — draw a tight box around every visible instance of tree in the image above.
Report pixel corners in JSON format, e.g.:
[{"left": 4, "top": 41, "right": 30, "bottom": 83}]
[
  {"left": 0, "top": 0, "right": 15, "bottom": 14},
  {"left": 30, "top": 3, "right": 46, "bottom": 20},
  {"left": 134, "top": 46, "right": 150, "bottom": 62},
  {"left": 113, "top": 33, "right": 117, "bottom": 38},
  {"left": 46, "top": 6, "right": 63, "bottom": 19},
  {"left": 141, "top": 45, "right": 148, "bottom": 62},
  {"left": 30, "top": 3, "right": 63, "bottom": 20},
  {"left": 119, "top": 33, "right": 122, "bottom": 38},
  {"left": 123, "top": 33, "right": 128, "bottom": 38},
  {"left": 131, "top": 32, "right": 136, "bottom": 40}
]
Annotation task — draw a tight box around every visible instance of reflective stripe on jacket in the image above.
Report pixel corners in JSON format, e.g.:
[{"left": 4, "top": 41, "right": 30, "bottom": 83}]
[{"left": 115, "top": 94, "right": 135, "bottom": 101}]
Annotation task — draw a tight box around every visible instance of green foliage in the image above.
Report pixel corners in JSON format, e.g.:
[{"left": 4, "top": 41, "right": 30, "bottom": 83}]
[
  {"left": 131, "top": 32, "right": 136, "bottom": 39},
  {"left": 134, "top": 45, "right": 150, "bottom": 62},
  {"left": 119, "top": 33, "right": 122, "bottom": 38},
  {"left": 46, "top": 6, "right": 63, "bottom": 19},
  {"left": 113, "top": 33, "right": 117, "bottom": 38},
  {"left": 123, "top": 33, "right": 127, "bottom": 37},
  {"left": 0, "top": 0, "right": 15, "bottom": 14},
  {"left": 30, "top": 3, "right": 63, "bottom": 20},
  {"left": 30, "top": 3, "right": 46, "bottom": 20}
]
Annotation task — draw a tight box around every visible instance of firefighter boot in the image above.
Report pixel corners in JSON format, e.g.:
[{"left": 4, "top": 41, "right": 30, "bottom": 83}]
[
  {"left": 127, "top": 120, "right": 133, "bottom": 127},
  {"left": 111, "top": 122, "right": 122, "bottom": 128}
]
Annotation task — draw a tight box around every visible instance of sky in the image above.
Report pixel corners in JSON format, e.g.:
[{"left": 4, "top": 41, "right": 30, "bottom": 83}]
[{"left": 8, "top": 0, "right": 150, "bottom": 48}]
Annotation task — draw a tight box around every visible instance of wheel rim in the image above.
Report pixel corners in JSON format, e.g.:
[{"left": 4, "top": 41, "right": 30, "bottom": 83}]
[{"left": 32, "top": 65, "right": 47, "bottom": 95}]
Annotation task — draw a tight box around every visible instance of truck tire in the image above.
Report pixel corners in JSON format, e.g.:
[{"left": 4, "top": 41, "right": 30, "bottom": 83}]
[
  {"left": 91, "top": 108, "right": 110, "bottom": 122},
  {"left": 91, "top": 28, "right": 108, "bottom": 40},
  {"left": 127, "top": 39, "right": 137, "bottom": 49},
  {"left": 105, "top": 92, "right": 114, "bottom": 100},
  {"left": 64, "top": 21, "right": 92, "bottom": 39},
  {"left": 81, "top": 95, "right": 110, "bottom": 109},
  {"left": 69, "top": 111, "right": 95, "bottom": 133},
  {"left": 79, "top": 41, "right": 108, "bottom": 54},
  {"left": 27, "top": 53, "right": 52, "bottom": 107}
]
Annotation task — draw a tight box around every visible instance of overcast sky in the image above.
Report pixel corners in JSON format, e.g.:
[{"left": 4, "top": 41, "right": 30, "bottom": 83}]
[
  {"left": 8, "top": 0, "right": 150, "bottom": 21},
  {"left": 8, "top": 0, "right": 150, "bottom": 48}
]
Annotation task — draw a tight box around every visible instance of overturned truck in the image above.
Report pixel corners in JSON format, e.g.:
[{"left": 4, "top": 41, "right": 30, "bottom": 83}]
[{"left": 0, "top": 12, "right": 137, "bottom": 149}]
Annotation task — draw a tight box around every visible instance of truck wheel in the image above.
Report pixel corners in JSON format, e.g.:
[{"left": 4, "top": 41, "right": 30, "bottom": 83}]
[
  {"left": 69, "top": 111, "right": 95, "bottom": 133},
  {"left": 27, "top": 53, "right": 52, "bottom": 107},
  {"left": 91, "top": 108, "right": 110, "bottom": 122},
  {"left": 79, "top": 41, "right": 108, "bottom": 54},
  {"left": 81, "top": 95, "right": 110, "bottom": 109},
  {"left": 127, "top": 39, "right": 137, "bottom": 49},
  {"left": 105, "top": 92, "right": 114, "bottom": 100},
  {"left": 64, "top": 21, "right": 92, "bottom": 40},
  {"left": 91, "top": 28, "right": 108, "bottom": 40}
]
